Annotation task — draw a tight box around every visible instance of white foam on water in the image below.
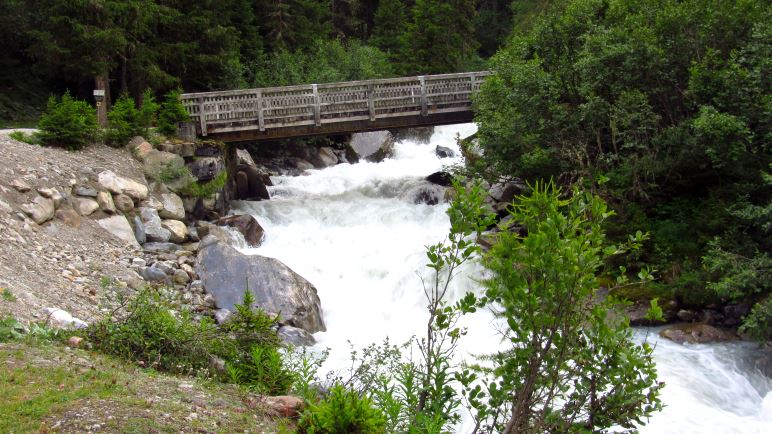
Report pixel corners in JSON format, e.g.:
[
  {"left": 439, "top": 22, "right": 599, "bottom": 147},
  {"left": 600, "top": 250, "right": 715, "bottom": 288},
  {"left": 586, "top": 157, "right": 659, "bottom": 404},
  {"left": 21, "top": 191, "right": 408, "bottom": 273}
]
[{"left": 235, "top": 124, "right": 771, "bottom": 433}]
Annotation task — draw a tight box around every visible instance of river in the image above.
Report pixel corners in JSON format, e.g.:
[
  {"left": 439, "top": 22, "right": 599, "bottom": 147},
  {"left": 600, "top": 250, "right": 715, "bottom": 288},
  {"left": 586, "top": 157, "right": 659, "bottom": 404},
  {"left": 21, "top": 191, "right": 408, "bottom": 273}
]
[{"left": 235, "top": 124, "right": 772, "bottom": 433}]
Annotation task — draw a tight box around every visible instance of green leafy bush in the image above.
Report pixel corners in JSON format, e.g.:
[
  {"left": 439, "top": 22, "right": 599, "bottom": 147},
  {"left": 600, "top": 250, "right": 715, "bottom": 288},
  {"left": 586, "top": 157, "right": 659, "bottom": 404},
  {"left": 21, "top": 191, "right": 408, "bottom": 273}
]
[
  {"left": 297, "top": 384, "right": 387, "bottom": 434},
  {"left": 8, "top": 131, "right": 36, "bottom": 144},
  {"left": 739, "top": 298, "right": 772, "bottom": 341},
  {"left": 180, "top": 170, "right": 228, "bottom": 198},
  {"left": 87, "top": 288, "right": 288, "bottom": 393},
  {"left": 36, "top": 92, "right": 99, "bottom": 150},
  {"left": 157, "top": 90, "right": 189, "bottom": 137},
  {"left": 105, "top": 93, "right": 144, "bottom": 146}
]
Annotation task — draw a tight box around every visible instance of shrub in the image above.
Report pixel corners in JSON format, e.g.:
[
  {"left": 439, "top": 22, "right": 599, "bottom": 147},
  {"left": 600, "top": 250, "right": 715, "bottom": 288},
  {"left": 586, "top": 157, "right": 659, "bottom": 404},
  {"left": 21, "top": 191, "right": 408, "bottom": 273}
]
[
  {"left": 105, "top": 93, "right": 144, "bottom": 146},
  {"left": 36, "top": 92, "right": 99, "bottom": 150},
  {"left": 157, "top": 90, "right": 189, "bottom": 137},
  {"left": 297, "top": 384, "right": 387, "bottom": 434},
  {"left": 180, "top": 170, "right": 228, "bottom": 198},
  {"left": 86, "top": 288, "right": 289, "bottom": 392},
  {"left": 138, "top": 88, "right": 159, "bottom": 129},
  {"left": 8, "top": 131, "right": 36, "bottom": 144}
]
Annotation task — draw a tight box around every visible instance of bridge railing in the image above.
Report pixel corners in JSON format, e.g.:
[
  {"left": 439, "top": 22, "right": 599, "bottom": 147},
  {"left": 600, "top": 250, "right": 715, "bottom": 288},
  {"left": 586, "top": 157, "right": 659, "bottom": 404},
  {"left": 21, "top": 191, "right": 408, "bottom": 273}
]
[{"left": 180, "top": 71, "right": 491, "bottom": 136}]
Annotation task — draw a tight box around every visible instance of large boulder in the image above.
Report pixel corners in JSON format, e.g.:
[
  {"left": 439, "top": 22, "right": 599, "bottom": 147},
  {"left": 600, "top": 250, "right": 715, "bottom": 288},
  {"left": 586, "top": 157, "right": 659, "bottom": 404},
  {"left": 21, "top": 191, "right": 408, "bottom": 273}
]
[
  {"left": 234, "top": 164, "right": 270, "bottom": 201},
  {"left": 489, "top": 180, "right": 527, "bottom": 204},
  {"left": 20, "top": 196, "right": 55, "bottom": 224},
  {"left": 73, "top": 197, "right": 100, "bottom": 216},
  {"left": 309, "top": 147, "right": 338, "bottom": 168},
  {"left": 435, "top": 145, "right": 455, "bottom": 158},
  {"left": 349, "top": 131, "right": 394, "bottom": 162},
  {"left": 161, "top": 219, "right": 188, "bottom": 243},
  {"left": 196, "top": 239, "right": 325, "bottom": 333},
  {"left": 159, "top": 193, "right": 185, "bottom": 220},
  {"left": 97, "top": 170, "right": 148, "bottom": 201},
  {"left": 189, "top": 157, "right": 224, "bottom": 182},
  {"left": 96, "top": 191, "right": 117, "bottom": 214},
  {"left": 216, "top": 214, "right": 265, "bottom": 247},
  {"left": 97, "top": 215, "right": 140, "bottom": 248},
  {"left": 659, "top": 323, "right": 738, "bottom": 344},
  {"left": 142, "top": 150, "right": 185, "bottom": 181},
  {"left": 139, "top": 207, "right": 171, "bottom": 242}
]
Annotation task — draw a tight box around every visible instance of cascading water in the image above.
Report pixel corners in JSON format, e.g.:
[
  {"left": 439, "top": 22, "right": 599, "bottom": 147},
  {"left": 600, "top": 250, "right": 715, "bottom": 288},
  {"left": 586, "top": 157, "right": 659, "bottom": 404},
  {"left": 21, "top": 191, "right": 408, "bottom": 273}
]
[{"left": 235, "top": 124, "right": 771, "bottom": 433}]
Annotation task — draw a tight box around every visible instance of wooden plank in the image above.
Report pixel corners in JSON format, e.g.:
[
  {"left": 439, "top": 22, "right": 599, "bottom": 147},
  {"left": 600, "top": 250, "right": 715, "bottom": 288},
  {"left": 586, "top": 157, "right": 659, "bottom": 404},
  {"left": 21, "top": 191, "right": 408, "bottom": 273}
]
[
  {"left": 197, "top": 97, "right": 207, "bottom": 136},
  {"left": 419, "top": 76, "right": 428, "bottom": 116}
]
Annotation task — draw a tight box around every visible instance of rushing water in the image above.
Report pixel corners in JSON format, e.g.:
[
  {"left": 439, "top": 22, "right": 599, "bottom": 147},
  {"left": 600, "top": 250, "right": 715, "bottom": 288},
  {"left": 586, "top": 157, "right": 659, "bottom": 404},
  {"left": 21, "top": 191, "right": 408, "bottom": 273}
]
[{"left": 236, "top": 124, "right": 772, "bottom": 433}]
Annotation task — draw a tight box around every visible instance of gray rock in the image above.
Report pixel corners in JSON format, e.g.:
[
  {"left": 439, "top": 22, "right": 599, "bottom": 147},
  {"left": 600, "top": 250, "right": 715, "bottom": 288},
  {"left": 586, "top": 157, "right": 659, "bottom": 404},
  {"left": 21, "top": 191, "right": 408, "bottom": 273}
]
[
  {"left": 236, "top": 148, "right": 256, "bottom": 166},
  {"left": 73, "top": 197, "right": 100, "bottom": 216},
  {"left": 131, "top": 258, "right": 147, "bottom": 268},
  {"left": 73, "top": 185, "right": 98, "bottom": 197},
  {"left": 677, "top": 309, "right": 695, "bottom": 322},
  {"left": 114, "top": 194, "right": 134, "bottom": 213},
  {"left": 0, "top": 198, "right": 12, "bottom": 214},
  {"left": 350, "top": 131, "right": 395, "bottom": 161},
  {"left": 161, "top": 219, "right": 188, "bottom": 243},
  {"left": 142, "top": 242, "right": 182, "bottom": 253},
  {"left": 214, "top": 308, "right": 232, "bottom": 325},
  {"left": 142, "top": 150, "right": 185, "bottom": 181},
  {"left": 435, "top": 145, "right": 455, "bottom": 158},
  {"left": 140, "top": 195, "right": 164, "bottom": 211},
  {"left": 189, "top": 280, "right": 204, "bottom": 293},
  {"left": 133, "top": 215, "right": 146, "bottom": 244},
  {"left": 20, "top": 196, "right": 55, "bottom": 224},
  {"left": 140, "top": 207, "right": 171, "bottom": 242},
  {"left": 97, "top": 215, "right": 140, "bottom": 248},
  {"left": 489, "top": 181, "right": 526, "bottom": 204},
  {"left": 216, "top": 214, "right": 265, "bottom": 247},
  {"left": 278, "top": 325, "right": 316, "bottom": 346},
  {"left": 10, "top": 179, "right": 31, "bottom": 192},
  {"left": 189, "top": 157, "right": 224, "bottom": 182},
  {"left": 173, "top": 269, "right": 190, "bottom": 285},
  {"left": 159, "top": 193, "right": 185, "bottom": 220},
  {"left": 96, "top": 191, "right": 116, "bottom": 214},
  {"left": 310, "top": 147, "right": 338, "bottom": 168},
  {"left": 196, "top": 240, "right": 326, "bottom": 333},
  {"left": 97, "top": 170, "right": 148, "bottom": 200},
  {"left": 141, "top": 267, "right": 169, "bottom": 283}
]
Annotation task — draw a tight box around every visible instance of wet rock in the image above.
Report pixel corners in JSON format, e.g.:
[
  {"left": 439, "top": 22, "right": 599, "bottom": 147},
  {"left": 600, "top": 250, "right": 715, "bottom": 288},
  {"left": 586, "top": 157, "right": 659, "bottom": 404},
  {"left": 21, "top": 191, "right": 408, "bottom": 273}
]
[
  {"left": 196, "top": 239, "right": 326, "bottom": 333},
  {"left": 723, "top": 303, "right": 752, "bottom": 326},
  {"left": 161, "top": 219, "right": 188, "bottom": 243},
  {"left": 73, "top": 185, "right": 98, "bottom": 197},
  {"left": 435, "top": 145, "right": 455, "bottom": 158},
  {"left": 96, "top": 191, "right": 116, "bottom": 214},
  {"left": 140, "top": 207, "right": 171, "bottom": 242},
  {"left": 73, "top": 197, "right": 100, "bottom": 216},
  {"left": 700, "top": 309, "right": 725, "bottom": 326},
  {"left": 21, "top": 196, "right": 55, "bottom": 224},
  {"left": 41, "top": 307, "right": 87, "bottom": 330},
  {"left": 55, "top": 208, "right": 81, "bottom": 228},
  {"left": 278, "top": 325, "right": 316, "bottom": 346},
  {"left": 114, "top": 193, "right": 135, "bottom": 213},
  {"left": 310, "top": 147, "right": 338, "bottom": 168},
  {"left": 11, "top": 179, "right": 31, "bottom": 192},
  {"left": 97, "top": 170, "right": 148, "bottom": 201},
  {"left": 216, "top": 214, "right": 265, "bottom": 247},
  {"left": 426, "top": 171, "right": 453, "bottom": 187},
  {"left": 159, "top": 193, "right": 185, "bottom": 220},
  {"left": 659, "top": 323, "right": 737, "bottom": 344},
  {"left": 392, "top": 127, "right": 434, "bottom": 144},
  {"left": 350, "top": 131, "right": 394, "bottom": 162},
  {"left": 235, "top": 164, "right": 271, "bottom": 200},
  {"left": 677, "top": 309, "right": 696, "bottom": 322},
  {"left": 97, "top": 215, "right": 140, "bottom": 248}
]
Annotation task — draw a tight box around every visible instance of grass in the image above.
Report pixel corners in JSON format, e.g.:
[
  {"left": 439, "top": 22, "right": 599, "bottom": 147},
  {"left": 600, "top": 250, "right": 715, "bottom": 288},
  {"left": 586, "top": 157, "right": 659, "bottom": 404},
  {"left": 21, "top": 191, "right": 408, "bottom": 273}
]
[
  {"left": 0, "top": 342, "right": 283, "bottom": 433},
  {"left": 1, "top": 287, "right": 17, "bottom": 302}
]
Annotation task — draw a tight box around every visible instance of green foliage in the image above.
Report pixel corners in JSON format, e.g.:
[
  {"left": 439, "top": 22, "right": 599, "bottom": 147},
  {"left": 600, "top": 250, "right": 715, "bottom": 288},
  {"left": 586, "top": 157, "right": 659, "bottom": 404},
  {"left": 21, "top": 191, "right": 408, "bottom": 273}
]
[
  {"left": 180, "top": 169, "right": 228, "bottom": 198},
  {"left": 138, "top": 88, "right": 159, "bottom": 129},
  {"left": 297, "top": 384, "right": 387, "bottom": 434},
  {"left": 739, "top": 298, "right": 772, "bottom": 342},
  {"left": 1, "top": 288, "right": 17, "bottom": 302},
  {"left": 105, "top": 93, "right": 144, "bottom": 146},
  {"left": 0, "top": 315, "right": 67, "bottom": 343},
  {"left": 156, "top": 160, "right": 193, "bottom": 184},
  {"left": 8, "top": 131, "right": 36, "bottom": 144},
  {"left": 87, "top": 288, "right": 289, "bottom": 393},
  {"left": 35, "top": 92, "right": 98, "bottom": 150},
  {"left": 462, "top": 182, "right": 662, "bottom": 432},
  {"left": 0, "top": 316, "right": 26, "bottom": 342},
  {"left": 156, "top": 90, "right": 189, "bottom": 137}
]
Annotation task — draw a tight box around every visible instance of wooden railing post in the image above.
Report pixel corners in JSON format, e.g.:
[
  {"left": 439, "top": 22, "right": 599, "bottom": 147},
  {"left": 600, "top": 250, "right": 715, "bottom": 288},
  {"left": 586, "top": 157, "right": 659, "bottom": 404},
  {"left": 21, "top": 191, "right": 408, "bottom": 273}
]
[
  {"left": 312, "top": 84, "right": 321, "bottom": 126},
  {"left": 367, "top": 83, "right": 376, "bottom": 121},
  {"left": 197, "top": 97, "right": 207, "bottom": 136},
  {"left": 256, "top": 90, "right": 265, "bottom": 131},
  {"left": 419, "top": 76, "right": 428, "bottom": 116}
]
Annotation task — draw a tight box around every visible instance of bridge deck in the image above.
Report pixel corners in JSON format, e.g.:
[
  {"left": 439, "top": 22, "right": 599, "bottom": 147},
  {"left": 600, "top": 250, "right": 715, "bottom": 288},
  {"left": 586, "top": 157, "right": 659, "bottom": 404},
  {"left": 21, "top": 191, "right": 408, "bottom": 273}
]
[{"left": 181, "top": 71, "right": 490, "bottom": 142}]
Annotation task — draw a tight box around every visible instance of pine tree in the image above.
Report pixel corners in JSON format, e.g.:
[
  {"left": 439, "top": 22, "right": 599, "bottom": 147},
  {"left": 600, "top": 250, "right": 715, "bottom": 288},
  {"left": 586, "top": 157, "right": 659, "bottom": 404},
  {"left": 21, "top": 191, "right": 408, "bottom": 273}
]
[{"left": 370, "top": 0, "right": 408, "bottom": 63}]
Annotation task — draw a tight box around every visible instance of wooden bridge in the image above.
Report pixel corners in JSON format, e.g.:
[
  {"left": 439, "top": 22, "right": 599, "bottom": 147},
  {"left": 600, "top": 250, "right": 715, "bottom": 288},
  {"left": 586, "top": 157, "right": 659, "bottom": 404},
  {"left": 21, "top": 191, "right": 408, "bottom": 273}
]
[{"left": 180, "top": 71, "right": 491, "bottom": 142}]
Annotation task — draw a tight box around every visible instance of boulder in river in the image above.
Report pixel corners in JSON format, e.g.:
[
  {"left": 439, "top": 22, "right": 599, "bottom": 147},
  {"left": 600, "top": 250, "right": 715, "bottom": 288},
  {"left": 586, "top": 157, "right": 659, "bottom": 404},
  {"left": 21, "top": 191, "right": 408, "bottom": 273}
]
[
  {"left": 349, "top": 130, "right": 394, "bottom": 162},
  {"left": 196, "top": 238, "right": 325, "bottom": 333},
  {"left": 216, "top": 214, "right": 265, "bottom": 247},
  {"left": 659, "top": 323, "right": 738, "bottom": 344}
]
